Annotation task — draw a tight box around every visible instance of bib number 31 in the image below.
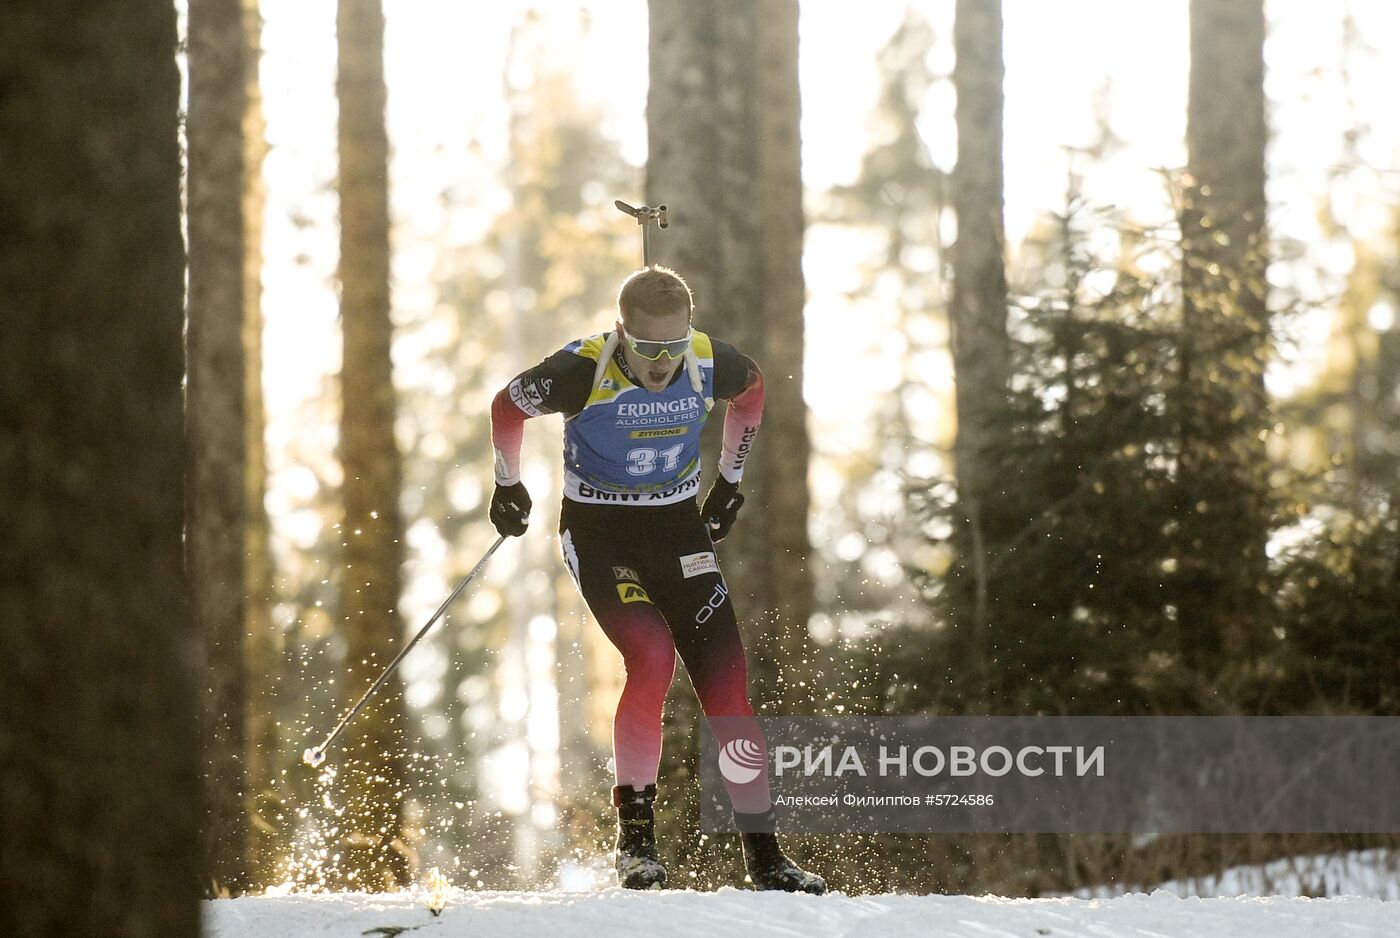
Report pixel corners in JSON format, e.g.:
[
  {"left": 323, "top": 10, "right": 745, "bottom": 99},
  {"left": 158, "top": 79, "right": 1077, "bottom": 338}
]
[{"left": 626, "top": 444, "right": 684, "bottom": 476}]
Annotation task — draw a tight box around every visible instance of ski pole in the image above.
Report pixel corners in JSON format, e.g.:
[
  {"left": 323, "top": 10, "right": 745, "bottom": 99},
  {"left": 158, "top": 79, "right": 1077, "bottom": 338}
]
[
  {"left": 614, "top": 199, "right": 668, "bottom": 266},
  {"left": 302, "top": 533, "right": 508, "bottom": 768}
]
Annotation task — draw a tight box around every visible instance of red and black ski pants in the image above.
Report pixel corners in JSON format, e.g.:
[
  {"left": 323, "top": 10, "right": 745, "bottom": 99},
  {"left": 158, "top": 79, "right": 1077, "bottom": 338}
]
[{"left": 558, "top": 495, "right": 771, "bottom": 812}]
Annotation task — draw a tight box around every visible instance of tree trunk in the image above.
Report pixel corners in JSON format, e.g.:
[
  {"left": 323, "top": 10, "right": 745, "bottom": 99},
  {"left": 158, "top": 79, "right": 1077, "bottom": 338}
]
[
  {"left": 646, "top": 0, "right": 810, "bottom": 703},
  {"left": 336, "top": 0, "right": 411, "bottom": 888},
  {"left": 188, "top": 0, "right": 251, "bottom": 896},
  {"left": 1178, "top": 0, "right": 1270, "bottom": 682},
  {"left": 647, "top": 0, "right": 809, "bottom": 884},
  {"left": 239, "top": 0, "right": 283, "bottom": 888},
  {"left": 0, "top": 2, "right": 200, "bottom": 933},
  {"left": 755, "top": 0, "right": 814, "bottom": 699},
  {"left": 950, "top": 0, "right": 1011, "bottom": 700}
]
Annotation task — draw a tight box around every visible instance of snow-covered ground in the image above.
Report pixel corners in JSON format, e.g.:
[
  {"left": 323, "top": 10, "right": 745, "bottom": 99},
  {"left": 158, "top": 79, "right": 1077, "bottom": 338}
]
[
  {"left": 206, "top": 887, "right": 1400, "bottom": 938},
  {"left": 1078, "top": 849, "right": 1400, "bottom": 901}
]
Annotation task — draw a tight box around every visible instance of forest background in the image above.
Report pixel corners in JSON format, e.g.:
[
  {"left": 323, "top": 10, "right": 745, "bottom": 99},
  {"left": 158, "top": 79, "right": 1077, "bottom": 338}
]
[{"left": 4, "top": 2, "right": 1400, "bottom": 931}]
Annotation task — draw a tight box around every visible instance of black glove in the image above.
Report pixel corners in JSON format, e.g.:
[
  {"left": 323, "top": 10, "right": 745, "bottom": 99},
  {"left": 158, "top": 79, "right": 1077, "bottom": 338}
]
[
  {"left": 701, "top": 476, "right": 745, "bottom": 543},
  {"left": 489, "top": 482, "right": 532, "bottom": 537}
]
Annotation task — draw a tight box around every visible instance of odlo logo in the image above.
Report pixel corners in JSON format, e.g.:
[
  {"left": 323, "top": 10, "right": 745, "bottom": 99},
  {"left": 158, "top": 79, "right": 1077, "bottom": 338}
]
[
  {"left": 695, "top": 581, "right": 729, "bottom": 624},
  {"left": 718, "top": 737, "right": 765, "bottom": 784}
]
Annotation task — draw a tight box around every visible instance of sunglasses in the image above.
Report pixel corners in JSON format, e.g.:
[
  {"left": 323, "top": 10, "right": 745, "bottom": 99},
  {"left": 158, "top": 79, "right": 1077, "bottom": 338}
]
[{"left": 622, "top": 325, "right": 693, "bottom": 362}]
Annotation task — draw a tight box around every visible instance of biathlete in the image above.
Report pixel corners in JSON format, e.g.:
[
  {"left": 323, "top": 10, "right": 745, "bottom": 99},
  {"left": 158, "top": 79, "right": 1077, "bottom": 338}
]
[{"left": 488, "top": 265, "right": 825, "bottom": 894}]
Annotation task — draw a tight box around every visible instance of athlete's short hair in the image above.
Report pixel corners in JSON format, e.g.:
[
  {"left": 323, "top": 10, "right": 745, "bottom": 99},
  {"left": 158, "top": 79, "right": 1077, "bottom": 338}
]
[{"left": 617, "top": 266, "right": 693, "bottom": 326}]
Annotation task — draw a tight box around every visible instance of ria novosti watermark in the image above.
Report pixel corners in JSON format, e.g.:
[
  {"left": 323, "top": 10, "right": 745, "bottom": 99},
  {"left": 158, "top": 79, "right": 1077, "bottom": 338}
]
[
  {"left": 699, "top": 716, "right": 1400, "bottom": 833},
  {"left": 760, "top": 739, "right": 1105, "bottom": 780}
]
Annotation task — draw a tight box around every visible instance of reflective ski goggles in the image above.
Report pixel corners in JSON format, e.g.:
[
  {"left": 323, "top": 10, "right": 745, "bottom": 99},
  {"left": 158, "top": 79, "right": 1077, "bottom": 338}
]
[{"left": 622, "top": 326, "right": 693, "bottom": 362}]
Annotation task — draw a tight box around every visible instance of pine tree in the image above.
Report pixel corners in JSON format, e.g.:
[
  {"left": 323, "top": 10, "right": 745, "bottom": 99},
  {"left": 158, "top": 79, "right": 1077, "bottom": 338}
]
[
  {"left": 753, "top": 0, "right": 814, "bottom": 684},
  {"left": 238, "top": 0, "right": 285, "bottom": 888},
  {"left": 336, "top": 0, "right": 411, "bottom": 887},
  {"left": 646, "top": 0, "right": 812, "bottom": 699},
  {"left": 188, "top": 0, "right": 252, "bottom": 894},
  {"left": 0, "top": 1, "right": 200, "bottom": 930},
  {"left": 1175, "top": 0, "right": 1271, "bottom": 686},
  {"left": 646, "top": 0, "right": 811, "bottom": 884},
  {"left": 948, "top": 0, "right": 1013, "bottom": 707}
]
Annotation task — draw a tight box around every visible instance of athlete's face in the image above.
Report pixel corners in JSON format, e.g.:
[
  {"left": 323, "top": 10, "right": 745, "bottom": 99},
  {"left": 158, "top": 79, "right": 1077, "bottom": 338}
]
[{"left": 617, "top": 309, "right": 690, "bottom": 392}]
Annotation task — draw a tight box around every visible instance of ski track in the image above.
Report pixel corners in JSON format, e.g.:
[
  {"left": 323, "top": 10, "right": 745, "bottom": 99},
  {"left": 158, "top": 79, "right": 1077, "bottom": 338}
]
[{"left": 205, "top": 889, "right": 1400, "bottom": 938}]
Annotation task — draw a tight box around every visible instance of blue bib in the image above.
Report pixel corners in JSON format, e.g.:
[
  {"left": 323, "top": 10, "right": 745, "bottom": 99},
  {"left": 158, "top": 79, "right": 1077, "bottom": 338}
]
[{"left": 561, "top": 331, "right": 716, "bottom": 505}]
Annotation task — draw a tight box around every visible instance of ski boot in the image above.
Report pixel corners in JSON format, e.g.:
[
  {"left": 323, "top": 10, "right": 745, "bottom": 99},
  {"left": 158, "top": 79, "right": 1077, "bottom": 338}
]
[
  {"left": 734, "top": 808, "right": 827, "bottom": 894},
  {"left": 613, "top": 783, "right": 667, "bottom": 890}
]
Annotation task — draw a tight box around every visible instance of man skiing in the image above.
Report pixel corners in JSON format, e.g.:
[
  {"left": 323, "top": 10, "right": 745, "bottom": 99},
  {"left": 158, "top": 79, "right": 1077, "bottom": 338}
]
[{"left": 488, "top": 265, "right": 825, "bottom": 894}]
